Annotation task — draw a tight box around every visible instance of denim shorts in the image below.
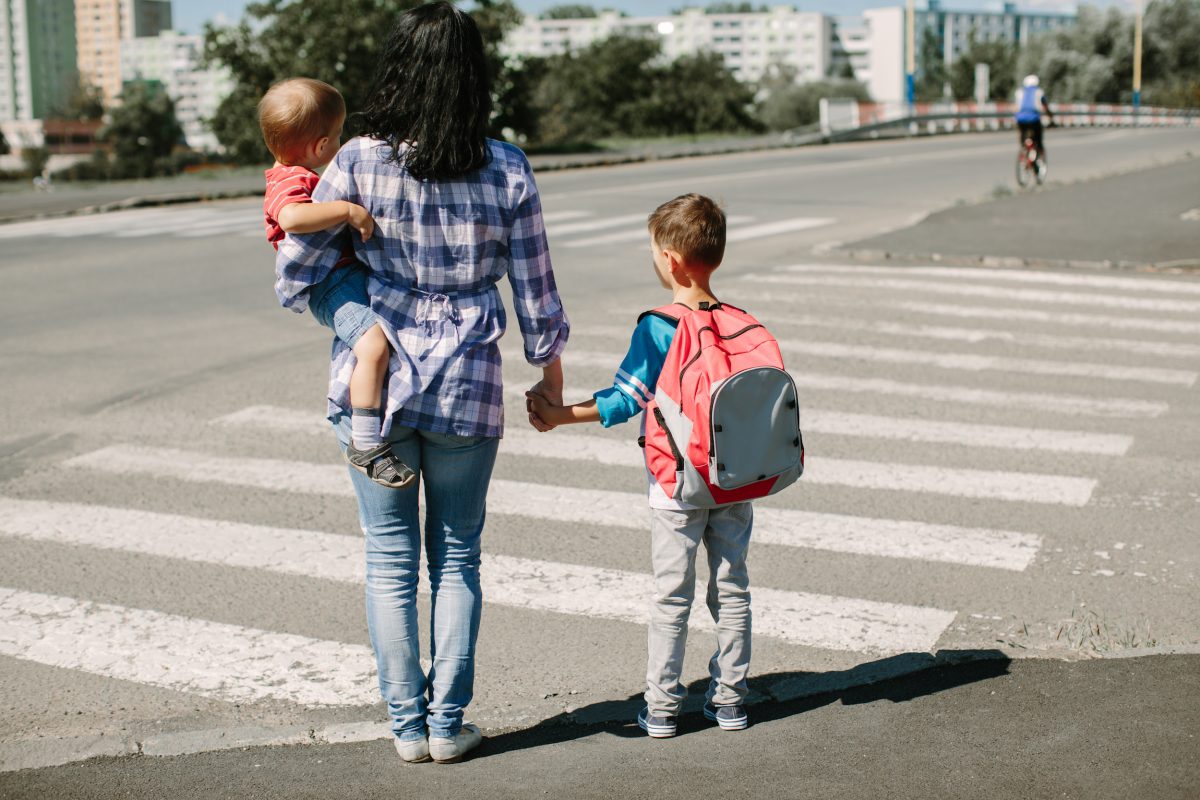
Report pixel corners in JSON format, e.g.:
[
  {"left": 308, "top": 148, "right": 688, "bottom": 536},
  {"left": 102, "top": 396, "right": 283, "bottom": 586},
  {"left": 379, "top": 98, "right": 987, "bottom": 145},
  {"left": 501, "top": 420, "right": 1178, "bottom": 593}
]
[{"left": 306, "top": 263, "right": 379, "bottom": 348}]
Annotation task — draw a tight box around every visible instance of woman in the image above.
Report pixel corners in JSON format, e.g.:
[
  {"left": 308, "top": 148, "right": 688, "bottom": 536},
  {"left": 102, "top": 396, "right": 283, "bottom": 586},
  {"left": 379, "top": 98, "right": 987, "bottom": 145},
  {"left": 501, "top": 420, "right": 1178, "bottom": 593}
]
[{"left": 275, "top": 2, "right": 568, "bottom": 764}]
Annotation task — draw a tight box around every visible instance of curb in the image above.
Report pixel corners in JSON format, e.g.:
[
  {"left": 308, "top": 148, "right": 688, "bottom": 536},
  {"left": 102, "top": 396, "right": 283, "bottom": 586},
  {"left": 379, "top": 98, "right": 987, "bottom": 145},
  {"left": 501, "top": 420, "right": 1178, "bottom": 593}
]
[
  {"left": 0, "top": 140, "right": 801, "bottom": 227},
  {"left": 9, "top": 646, "right": 1193, "bottom": 773},
  {"left": 4, "top": 652, "right": 1195, "bottom": 777}
]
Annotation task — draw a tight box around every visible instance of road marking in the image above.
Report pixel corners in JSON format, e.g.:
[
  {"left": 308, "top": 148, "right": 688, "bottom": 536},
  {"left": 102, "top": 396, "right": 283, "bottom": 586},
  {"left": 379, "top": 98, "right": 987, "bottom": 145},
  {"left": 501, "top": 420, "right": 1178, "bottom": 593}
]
[
  {"left": 0, "top": 586, "right": 379, "bottom": 706},
  {"left": 753, "top": 312, "right": 1200, "bottom": 359},
  {"left": 777, "top": 263, "right": 1200, "bottom": 296},
  {"left": 565, "top": 215, "right": 754, "bottom": 248},
  {"left": 0, "top": 499, "right": 955, "bottom": 652},
  {"left": 540, "top": 210, "right": 590, "bottom": 223},
  {"left": 559, "top": 350, "right": 1169, "bottom": 418},
  {"left": 498, "top": 429, "right": 1094, "bottom": 506},
  {"left": 65, "top": 446, "right": 1042, "bottom": 569},
  {"left": 894, "top": 301, "right": 1200, "bottom": 336},
  {"left": 725, "top": 218, "right": 836, "bottom": 242},
  {"left": 217, "top": 402, "right": 1130, "bottom": 458},
  {"left": 743, "top": 274, "right": 1200, "bottom": 315},
  {"left": 774, "top": 339, "right": 1196, "bottom": 386},
  {"left": 546, "top": 213, "right": 648, "bottom": 236},
  {"left": 777, "top": 264, "right": 1200, "bottom": 296}
]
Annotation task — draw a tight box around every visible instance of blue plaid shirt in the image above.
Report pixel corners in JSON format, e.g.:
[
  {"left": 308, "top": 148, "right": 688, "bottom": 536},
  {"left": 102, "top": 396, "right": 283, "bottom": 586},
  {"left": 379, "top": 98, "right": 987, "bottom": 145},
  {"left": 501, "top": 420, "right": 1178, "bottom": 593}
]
[{"left": 275, "top": 137, "right": 569, "bottom": 438}]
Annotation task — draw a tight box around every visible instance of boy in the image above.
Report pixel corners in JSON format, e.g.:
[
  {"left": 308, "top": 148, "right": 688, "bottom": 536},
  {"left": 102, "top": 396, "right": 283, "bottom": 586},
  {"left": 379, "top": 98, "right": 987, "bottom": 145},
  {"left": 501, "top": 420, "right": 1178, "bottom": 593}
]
[
  {"left": 259, "top": 77, "right": 413, "bottom": 489},
  {"left": 526, "top": 194, "right": 753, "bottom": 737}
]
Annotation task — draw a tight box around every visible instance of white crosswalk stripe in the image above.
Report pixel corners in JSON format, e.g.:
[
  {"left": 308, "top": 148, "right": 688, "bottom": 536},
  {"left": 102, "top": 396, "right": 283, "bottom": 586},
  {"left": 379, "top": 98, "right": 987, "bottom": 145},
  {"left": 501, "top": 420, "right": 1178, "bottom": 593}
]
[
  {"left": 773, "top": 339, "right": 1196, "bottom": 386},
  {"left": 556, "top": 349, "right": 1169, "bottom": 418},
  {"left": 62, "top": 444, "right": 1046, "bottom": 568},
  {"left": 743, "top": 273, "right": 1200, "bottom": 314},
  {"left": 0, "top": 499, "right": 956, "bottom": 653},
  {"left": 893, "top": 301, "right": 1200, "bottom": 336},
  {"left": 0, "top": 586, "right": 380, "bottom": 707},
  {"left": 778, "top": 263, "right": 1200, "bottom": 296},
  {"left": 217, "top": 402, "right": 1132, "bottom": 457},
  {"left": 752, "top": 312, "right": 1200, "bottom": 359}
]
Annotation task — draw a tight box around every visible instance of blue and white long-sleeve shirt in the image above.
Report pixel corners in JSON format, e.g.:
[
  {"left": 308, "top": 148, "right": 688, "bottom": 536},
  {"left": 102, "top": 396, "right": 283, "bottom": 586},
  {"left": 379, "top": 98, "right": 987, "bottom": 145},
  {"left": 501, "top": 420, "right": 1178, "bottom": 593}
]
[
  {"left": 274, "top": 137, "right": 569, "bottom": 439},
  {"left": 593, "top": 314, "right": 678, "bottom": 428}
]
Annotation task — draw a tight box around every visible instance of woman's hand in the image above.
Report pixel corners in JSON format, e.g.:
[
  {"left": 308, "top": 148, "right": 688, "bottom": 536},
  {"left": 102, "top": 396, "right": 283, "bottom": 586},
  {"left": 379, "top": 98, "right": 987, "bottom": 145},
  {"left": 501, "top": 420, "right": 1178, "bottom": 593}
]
[{"left": 526, "top": 381, "right": 561, "bottom": 432}]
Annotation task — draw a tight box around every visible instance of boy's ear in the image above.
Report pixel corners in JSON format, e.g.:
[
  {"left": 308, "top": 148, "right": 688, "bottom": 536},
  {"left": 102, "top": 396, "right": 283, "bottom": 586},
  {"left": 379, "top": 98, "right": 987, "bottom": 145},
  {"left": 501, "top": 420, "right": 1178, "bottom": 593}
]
[{"left": 311, "top": 136, "right": 330, "bottom": 158}]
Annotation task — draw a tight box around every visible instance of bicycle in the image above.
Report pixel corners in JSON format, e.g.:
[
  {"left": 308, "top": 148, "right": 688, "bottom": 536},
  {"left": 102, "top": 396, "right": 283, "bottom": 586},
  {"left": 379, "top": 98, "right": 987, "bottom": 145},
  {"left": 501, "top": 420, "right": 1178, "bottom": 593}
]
[{"left": 1015, "top": 136, "right": 1046, "bottom": 187}]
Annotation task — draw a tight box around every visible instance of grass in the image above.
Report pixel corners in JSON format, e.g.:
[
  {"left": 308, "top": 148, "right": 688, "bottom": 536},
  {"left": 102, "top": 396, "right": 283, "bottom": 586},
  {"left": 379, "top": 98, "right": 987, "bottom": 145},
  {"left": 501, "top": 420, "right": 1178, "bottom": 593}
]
[{"left": 1054, "top": 607, "right": 1158, "bottom": 654}]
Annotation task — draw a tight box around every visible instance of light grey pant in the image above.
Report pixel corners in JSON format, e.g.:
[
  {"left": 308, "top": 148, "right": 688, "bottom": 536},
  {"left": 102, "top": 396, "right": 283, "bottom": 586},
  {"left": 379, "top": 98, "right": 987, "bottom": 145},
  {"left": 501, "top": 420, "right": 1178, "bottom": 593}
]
[{"left": 645, "top": 502, "right": 753, "bottom": 716}]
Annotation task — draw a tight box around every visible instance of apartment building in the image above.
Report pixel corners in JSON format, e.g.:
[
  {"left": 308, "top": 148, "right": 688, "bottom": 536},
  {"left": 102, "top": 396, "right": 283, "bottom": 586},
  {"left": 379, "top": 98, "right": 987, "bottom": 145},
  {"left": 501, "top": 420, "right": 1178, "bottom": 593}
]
[
  {"left": 504, "top": 6, "right": 832, "bottom": 85},
  {"left": 863, "top": 1, "right": 1074, "bottom": 103},
  {"left": 74, "top": 0, "right": 170, "bottom": 104},
  {"left": 0, "top": 0, "right": 76, "bottom": 122},
  {"left": 120, "top": 28, "right": 232, "bottom": 151}
]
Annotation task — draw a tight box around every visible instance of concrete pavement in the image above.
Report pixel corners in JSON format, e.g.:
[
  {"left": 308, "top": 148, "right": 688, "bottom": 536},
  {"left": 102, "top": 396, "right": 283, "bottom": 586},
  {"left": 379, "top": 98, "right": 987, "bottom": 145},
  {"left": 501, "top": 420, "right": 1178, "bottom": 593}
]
[
  {"left": 845, "top": 156, "right": 1200, "bottom": 269},
  {"left": 2, "top": 653, "right": 1196, "bottom": 799}
]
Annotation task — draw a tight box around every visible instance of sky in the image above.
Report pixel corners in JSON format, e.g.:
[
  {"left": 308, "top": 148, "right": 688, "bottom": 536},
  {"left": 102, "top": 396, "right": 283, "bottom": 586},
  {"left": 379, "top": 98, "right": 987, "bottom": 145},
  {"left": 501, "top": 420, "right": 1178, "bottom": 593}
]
[{"left": 173, "top": 0, "right": 1129, "bottom": 36}]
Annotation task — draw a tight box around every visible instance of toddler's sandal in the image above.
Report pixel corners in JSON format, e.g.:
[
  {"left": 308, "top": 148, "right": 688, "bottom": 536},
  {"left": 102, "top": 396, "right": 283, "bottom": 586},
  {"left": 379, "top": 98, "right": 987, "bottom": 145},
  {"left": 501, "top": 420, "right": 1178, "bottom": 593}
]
[{"left": 346, "top": 443, "right": 416, "bottom": 489}]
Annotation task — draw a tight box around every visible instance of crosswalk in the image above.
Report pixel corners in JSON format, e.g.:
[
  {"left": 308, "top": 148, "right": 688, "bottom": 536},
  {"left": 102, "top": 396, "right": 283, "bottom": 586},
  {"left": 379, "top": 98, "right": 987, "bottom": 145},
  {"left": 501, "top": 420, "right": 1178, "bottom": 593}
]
[
  {"left": 0, "top": 204, "right": 836, "bottom": 249},
  {"left": 2, "top": 259, "right": 1197, "bottom": 738}
]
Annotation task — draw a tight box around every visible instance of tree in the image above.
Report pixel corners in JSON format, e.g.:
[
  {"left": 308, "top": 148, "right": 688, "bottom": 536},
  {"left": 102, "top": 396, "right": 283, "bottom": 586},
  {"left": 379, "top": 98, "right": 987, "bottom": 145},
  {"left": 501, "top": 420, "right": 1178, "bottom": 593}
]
[
  {"left": 540, "top": 4, "right": 597, "bottom": 18},
  {"left": 948, "top": 33, "right": 1017, "bottom": 102},
  {"left": 203, "top": 0, "right": 522, "bottom": 164},
  {"left": 53, "top": 77, "right": 106, "bottom": 121},
  {"left": 0, "top": 127, "right": 9, "bottom": 156},
  {"left": 101, "top": 81, "right": 184, "bottom": 178},
  {"left": 756, "top": 69, "right": 871, "bottom": 131},
  {"left": 914, "top": 26, "right": 946, "bottom": 101},
  {"left": 645, "top": 51, "right": 762, "bottom": 136}
]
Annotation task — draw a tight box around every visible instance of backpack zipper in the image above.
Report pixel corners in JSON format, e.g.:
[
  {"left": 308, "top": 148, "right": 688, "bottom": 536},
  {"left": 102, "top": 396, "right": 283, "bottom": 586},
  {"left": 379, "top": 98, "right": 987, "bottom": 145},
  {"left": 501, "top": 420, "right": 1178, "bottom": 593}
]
[
  {"left": 652, "top": 407, "right": 685, "bottom": 471},
  {"left": 678, "top": 323, "right": 764, "bottom": 391}
]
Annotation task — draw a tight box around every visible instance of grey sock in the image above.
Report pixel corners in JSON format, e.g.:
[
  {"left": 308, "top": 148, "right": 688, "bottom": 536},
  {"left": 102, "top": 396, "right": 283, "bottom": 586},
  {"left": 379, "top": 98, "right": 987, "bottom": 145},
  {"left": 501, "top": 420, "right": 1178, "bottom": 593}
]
[{"left": 351, "top": 407, "right": 384, "bottom": 451}]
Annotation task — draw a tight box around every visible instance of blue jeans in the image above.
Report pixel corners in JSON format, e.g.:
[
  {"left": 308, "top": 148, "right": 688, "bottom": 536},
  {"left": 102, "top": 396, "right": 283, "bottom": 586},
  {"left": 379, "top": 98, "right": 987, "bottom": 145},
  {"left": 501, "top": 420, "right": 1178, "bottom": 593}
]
[
  {"left": 308, "top": 263, "right": 379, "bottom": 348},
  {"left": 336, "top": 417, "right": 499, "bottom": 742}
]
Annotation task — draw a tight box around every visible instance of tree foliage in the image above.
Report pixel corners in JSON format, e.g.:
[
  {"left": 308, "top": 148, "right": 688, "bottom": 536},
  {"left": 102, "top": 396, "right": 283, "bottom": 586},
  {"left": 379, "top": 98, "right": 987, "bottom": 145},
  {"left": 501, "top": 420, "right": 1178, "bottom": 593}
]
[
  {"left": 1018, "top": 0, "right": 1200, "bottom": 106},
  {"left": 540, "top": 4, "right": 597, "bottom": 18},
  {"left": 203, "top": 0, "right": 521, "bottom": 164},
  {"left": 101, "top": 81, "right": 185, "bottom": 178},
  {"left": 948, "top": 34, "right": 1018, "bottom": 102},
  {"left": 756, "top": 66, "right": 870, "bottom": 131},
  {"left": 510, "top": 34, "right": 760, "bottom": 146},
  {"left": 53, "top": 77, "right": 106, "bottom": 121}
]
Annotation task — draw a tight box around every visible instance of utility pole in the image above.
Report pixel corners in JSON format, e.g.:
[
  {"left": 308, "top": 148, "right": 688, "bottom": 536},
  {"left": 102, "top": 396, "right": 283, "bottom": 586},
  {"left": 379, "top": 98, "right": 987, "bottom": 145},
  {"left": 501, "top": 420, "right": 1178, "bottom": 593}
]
[
  {"left": 1132, "top": 0, "right": 1144, "bottom": 111},
  {"left": 906, "top": 0, "right": 916, "bottom": 109}
]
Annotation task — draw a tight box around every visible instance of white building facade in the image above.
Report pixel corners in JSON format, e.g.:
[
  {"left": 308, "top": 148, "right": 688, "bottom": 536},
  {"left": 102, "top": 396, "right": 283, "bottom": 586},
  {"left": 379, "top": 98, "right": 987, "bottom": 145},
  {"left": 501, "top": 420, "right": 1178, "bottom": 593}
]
[
  {"left": 504, "top": 6, "right": 831, "bottom": 85},
  {"left": 120, "top": 29, "right": 232, "bottom": 152},
  {"left": 863, "top": 1, "right": 1075, "bottom": 104},
  {"left": 1, "top": 0, "right": 77, "bottom": 123}
]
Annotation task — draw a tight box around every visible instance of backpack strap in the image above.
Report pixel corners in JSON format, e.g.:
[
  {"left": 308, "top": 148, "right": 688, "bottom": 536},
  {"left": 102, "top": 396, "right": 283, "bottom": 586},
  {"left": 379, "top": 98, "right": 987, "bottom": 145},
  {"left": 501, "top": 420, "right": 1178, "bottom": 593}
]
[{"left": 637, "top": 302, "right": 690, "bottom": 326}]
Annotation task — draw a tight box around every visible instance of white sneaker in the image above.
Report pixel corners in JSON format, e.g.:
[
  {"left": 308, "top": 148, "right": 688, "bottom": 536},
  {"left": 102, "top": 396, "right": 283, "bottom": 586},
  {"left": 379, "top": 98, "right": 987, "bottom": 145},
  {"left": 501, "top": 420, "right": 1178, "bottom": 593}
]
[
  {"left": 394, "top": 735, "right": 431, "bottom": 763},
  {"left": 429, "top": 723, "right": 482, "bottom": 764}
]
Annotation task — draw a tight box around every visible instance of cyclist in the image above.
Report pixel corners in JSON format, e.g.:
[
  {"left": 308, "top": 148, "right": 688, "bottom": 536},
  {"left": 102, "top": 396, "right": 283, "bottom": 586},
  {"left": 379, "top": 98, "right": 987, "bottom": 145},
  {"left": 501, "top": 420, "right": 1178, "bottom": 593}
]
[{"left": 1015, "top": 74, "right": 1054, "bottom": 167}]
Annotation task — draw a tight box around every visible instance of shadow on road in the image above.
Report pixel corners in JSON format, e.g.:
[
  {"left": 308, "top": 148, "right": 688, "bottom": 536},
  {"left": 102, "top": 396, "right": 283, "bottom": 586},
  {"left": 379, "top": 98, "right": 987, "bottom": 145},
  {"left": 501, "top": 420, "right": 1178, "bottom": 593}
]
[{"left": 478, "top": 649, "right": 1011, "bottom": 759}]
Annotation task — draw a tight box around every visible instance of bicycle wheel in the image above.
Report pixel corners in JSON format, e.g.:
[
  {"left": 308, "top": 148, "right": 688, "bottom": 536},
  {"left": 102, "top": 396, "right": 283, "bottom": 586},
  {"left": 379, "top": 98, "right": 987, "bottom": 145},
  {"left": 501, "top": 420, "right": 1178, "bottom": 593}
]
[{"left": 1015, "top": 153, "right": 1031, "bottom": 187}]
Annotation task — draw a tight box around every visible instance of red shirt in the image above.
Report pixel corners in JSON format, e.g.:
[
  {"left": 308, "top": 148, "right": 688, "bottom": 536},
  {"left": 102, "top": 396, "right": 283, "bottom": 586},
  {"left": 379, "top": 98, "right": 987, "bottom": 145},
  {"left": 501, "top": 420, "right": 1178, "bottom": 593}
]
[
  {"left": 263, "top": 164, "right": 356, "bottom": 267},
  {"left": 263, "top": 164, "right": 320, "bottom": 248}
]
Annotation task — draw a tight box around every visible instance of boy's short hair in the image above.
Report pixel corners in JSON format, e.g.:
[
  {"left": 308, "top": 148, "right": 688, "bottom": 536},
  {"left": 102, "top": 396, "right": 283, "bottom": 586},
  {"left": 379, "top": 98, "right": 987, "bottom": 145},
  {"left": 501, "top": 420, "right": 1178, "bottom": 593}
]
[
  {"left": 258, "top": 78, "right": 346, "bottom": 163},
  {"left": 647, "top": 193, "right": 726, "bottom": 269}
]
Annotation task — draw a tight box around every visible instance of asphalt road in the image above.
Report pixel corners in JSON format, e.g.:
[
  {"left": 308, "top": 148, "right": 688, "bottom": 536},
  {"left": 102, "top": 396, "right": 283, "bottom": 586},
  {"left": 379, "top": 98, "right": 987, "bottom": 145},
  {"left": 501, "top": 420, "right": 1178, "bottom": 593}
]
[{"left": 1, "top": 127, "right": 1198, "bottom": 785}]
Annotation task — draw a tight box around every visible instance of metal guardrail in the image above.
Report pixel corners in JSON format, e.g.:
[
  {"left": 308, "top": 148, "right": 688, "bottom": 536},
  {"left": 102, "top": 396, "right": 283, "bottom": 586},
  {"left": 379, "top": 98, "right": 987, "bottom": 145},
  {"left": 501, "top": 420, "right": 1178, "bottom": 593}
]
[{"left": 786, "top": 103, "right": 1200, "bottom": 144}]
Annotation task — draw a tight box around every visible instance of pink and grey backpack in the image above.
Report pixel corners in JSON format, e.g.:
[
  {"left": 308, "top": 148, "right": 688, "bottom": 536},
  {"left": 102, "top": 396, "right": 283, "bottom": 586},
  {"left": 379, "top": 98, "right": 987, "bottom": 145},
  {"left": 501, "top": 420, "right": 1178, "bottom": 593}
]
[{"left": 639, "top": 301, "right": 804, "bottom": 508}]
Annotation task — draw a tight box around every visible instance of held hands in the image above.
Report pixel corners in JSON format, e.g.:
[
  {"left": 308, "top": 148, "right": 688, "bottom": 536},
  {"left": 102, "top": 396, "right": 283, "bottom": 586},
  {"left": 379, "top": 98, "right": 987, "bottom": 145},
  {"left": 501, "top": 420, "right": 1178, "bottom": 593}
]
[
  {"left": 526, "top": 379, "right": 562, "bottom": 433},
  {"left": 346, "top": 202, "right": 375, "bottom": 242}
]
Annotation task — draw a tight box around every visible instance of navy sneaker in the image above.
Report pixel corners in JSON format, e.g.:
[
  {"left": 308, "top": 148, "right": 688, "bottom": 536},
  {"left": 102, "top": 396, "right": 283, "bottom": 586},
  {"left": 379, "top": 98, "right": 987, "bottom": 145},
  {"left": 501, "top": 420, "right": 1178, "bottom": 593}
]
[
  {"left": 637, "top": 706, "right": 678, "bottom": 738},
  {"left": 703, "top": 702, "right": 749, "bottom": 731}
]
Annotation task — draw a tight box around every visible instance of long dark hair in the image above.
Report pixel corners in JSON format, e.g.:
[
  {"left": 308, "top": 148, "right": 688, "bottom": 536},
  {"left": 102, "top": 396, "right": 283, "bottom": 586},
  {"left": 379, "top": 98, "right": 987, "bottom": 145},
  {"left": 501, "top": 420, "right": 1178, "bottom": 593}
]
[{"left": 360, "top": 2, "right": 492, "bottom": 181}]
